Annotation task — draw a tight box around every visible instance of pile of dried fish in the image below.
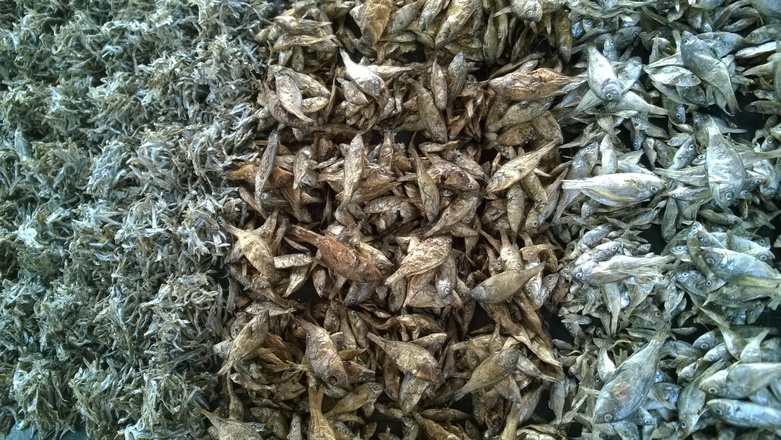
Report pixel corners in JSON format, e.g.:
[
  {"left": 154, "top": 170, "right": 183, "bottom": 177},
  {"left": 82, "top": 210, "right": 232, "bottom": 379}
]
[
  {"left": 221, "top": 17, "right": 575, "bottom": 435},
  {"left": 550, "top": 9, "right": 781, "bottom": 440},
  {"left": 2, "top": 0, "right": 781, "bottom": 436},
  {"left": 216, "top": 0, "right": 781, "bottom": 438},
  {"left": 0, "top": 0, "right": 278, "bottom": 437}
]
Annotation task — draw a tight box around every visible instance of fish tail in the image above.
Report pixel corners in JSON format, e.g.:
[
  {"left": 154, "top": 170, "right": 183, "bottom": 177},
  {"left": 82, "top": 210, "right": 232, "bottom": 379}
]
[
  {"left": 727, "top": 92, "right": 739, "bottom": 114},
  {"left": 290, "top": 225, "right": 319, "bottom": 245}
]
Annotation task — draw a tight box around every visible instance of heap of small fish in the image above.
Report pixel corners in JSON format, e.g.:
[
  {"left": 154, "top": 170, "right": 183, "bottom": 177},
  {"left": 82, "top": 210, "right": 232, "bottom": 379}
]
[
  {"left": 552, "top": 4, "right": 781, "bottom": 440},
  {"left": 211, "top": 0, "right": 781, "bottom": 438}
]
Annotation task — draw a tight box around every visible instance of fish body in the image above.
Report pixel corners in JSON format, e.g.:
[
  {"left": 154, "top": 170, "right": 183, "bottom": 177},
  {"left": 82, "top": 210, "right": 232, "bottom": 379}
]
[
  {"left": 561, "top": 173, "right": 663, "bottom": 206},
  {"left": 587, "top": 45, "right": 622, "bottom": 102},
  {"left": 701, "top": 247, "right": 781, "bottom": 288},
  {"left": 680, "top": 31, "right": 738, "bottom": 113},
  {"left": 703, "top": 126, "right": 747, "bottom": 208},
  {"left": 297, "top": 318, "right": 350, "bottom": 389},
  {"left": 701, "top": 362, "right": 781, "bottom": 399},
  {"left": 291, "top": 226, "right": 383, "bottom": 283},
  {"left": 593, "top": 329, "right": 668, "bottom": 423},
  {"left": 454, "top": 346, "right": 520, "bottom": 400},
  {"left": 385, "top": 236, "right": 451, "bottom": 285},
  {"left": 707, "top": 399, "right": 781, "bottom": 428},
  {"left": 367, "top": 333, "right": 443, "bottom": 383},
  {"left": 470, "top": 265, "right": 544, "bottom": 303},
  {"left": 486, "top": 141, "right": 558, "bottom": 192}
]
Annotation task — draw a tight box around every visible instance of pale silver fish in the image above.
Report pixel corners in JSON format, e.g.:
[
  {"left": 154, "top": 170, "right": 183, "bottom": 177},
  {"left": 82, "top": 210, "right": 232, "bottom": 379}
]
[
  {"left": 561, "top": 173, "right": 664, "bottom": 207},
  {"left": 593, "top": 329, "right": 668, "bottom": 423}
]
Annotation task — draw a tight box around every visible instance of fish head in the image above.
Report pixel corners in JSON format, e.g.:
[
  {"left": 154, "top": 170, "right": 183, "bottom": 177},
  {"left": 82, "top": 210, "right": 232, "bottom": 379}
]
[
  {"left": 669, "top": 245, "right": 689, "bottom": 260},
  {"left": 640, "top": 175, "right": 665, "bottom": 195},
  {"left": 570, "top": 265, "right": 587, "bottom": 282},
  {"left": 593, "top": 394, "right": 619, "bottom": 424},
  {"left": 673, "top": 106, "right": 686, "bottom": 123},
  {"left": 706, "top": 399, "right": 733, "bottom": 419},
  {"left": 673, "top": 268, "right": 696, "bottom": 284},
  {"left": 698, "top": 370, "right": 726, "bottom": 396},
  {"left": 419, "top": 362, "right": 444, "bottom": 383},
  {"left": 325, "top": 359, "right": 351, "bottom": 389},
  {"left": 681, "top": 31, "right": 699, "bottom": 48},
  {"left": 601, "top": 80, "right": 622, "bottom": 102},
  {"left": 367, "top": 382, "right": 385, "bottom": 398},
  {"left": 599, "top": 0, "right": 617, "bottom": 10},
  {"left": 700, "top": 247, "right": 726, "bottom": 270},
  {"left": 710, "top": 183, "right": 737, "bottom": 208}
]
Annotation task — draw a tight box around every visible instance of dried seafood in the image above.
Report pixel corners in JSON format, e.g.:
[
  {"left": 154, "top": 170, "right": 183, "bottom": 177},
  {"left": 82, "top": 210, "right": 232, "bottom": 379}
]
[
  {"left": 1, "top": 0, "right": 781, "bottom": 437},
  {"left": 217, "top": 0, "right": 781, "bottom": 438}
]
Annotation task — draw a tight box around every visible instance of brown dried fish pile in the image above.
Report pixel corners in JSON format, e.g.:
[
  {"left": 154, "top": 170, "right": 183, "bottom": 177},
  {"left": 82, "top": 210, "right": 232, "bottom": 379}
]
[{"left": 214, "top": 0, "right": 583, "bottom": 438}]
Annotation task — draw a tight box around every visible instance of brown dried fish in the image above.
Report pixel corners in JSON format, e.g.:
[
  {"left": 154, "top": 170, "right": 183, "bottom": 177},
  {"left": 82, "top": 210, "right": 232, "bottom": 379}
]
[
  {"left": 367, "top": 333, "right": 444, "bottom": 383},
  {"left": 291, "top": 226, "right": 383, "bottom": 283},
  {"left": 385, "top": 236, "right": 451, "bottom": 285},
  {"left": 297, "top": 318, "right": 350, "bottom": 389},
  {"left": 217, "top": 310, "right": 271, "bottom": 375}
]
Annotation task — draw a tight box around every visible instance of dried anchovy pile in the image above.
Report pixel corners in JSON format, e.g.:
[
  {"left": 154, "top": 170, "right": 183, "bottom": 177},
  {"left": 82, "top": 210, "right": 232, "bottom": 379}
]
[{"left": 214, "top": 0, "right": 781, "bottom": 439}]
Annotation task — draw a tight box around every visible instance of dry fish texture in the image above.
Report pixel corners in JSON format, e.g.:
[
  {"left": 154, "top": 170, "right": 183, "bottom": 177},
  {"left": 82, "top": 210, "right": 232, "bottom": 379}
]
[
  {"left": 216, "top": 0, "right": 781, "bottom": 437},
  {"left": 2, "top": 0, "right": 781, "bottom": 437},
  {"left": 218, "top": 0, "right": 582, "bottom": 437},
  {"left": 551, "top": 0, "right": 781, "bottom": 436}
]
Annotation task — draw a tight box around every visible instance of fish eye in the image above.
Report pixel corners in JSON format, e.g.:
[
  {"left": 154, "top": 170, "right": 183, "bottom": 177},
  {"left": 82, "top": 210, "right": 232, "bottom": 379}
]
[
  {"left": 611, "top": 244, "right": 619, "bottom": 252},
  {"left": 650, "top": 185, "right": 658, "bottom": 193},
  {"left": 328, "top": 375, "right": 340, "bottom": 385},
  {"left": 680, "top": 421, "right": 687, "bottom": 429},
  {"left": 532, "top": 220, "right": 539, "bottom": 228},
  {"left": 643, "top": 417, "right": 652, "bottom": 425},
  {"left": 759, "top": 255, "right": 769, "bottom": 262},
  {"left": 675, "top": 111, "right": 684, "bottom": 120},
  {"left": 724, "top": 191, "right": 733, "bottom": 200},
  {"left": 603, "top": 414, "right": 613, "bottom": 422},
  {"left": 574, "top": 271, "right": 583, "bottom": 280},
  {"left": 705, "top": 257, "right": 715, "bottom": 266},
  {"left": 713, "top": 407, "right": 723, "bottom": 416},
  {"left": 708, "top": 387, "right": 718, "bottom": 394},
  {"left": 604, "top": 92, "right": 614, "bottom": 100},
  {"left": 698, "top": 342, "right": 709, "bottom": 349}
]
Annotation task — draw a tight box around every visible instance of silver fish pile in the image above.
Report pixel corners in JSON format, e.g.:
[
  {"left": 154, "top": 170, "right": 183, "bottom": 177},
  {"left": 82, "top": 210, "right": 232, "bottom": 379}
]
[
  {"left": 552, "top": 4, "right": 781, "bottom": 440},
  {"left": 210, "top": 0, "right": 781, "bottom": 438}
]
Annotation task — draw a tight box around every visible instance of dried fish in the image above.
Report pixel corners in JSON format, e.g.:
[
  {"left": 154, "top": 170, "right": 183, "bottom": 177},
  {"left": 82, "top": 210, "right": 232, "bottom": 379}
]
[{"left": 10, "top": 0, "right": 781, "bottom": 437}]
